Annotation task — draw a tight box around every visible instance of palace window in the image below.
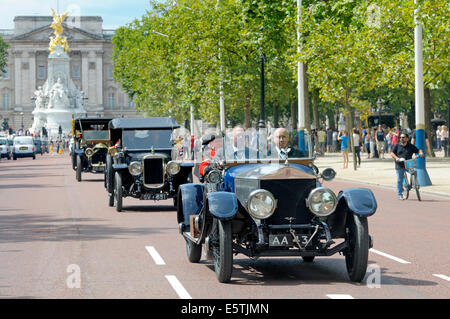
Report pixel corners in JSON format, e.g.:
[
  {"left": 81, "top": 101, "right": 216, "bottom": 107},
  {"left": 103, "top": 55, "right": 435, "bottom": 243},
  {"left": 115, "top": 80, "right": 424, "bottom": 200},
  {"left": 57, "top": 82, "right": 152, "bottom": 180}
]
[
  {"left": 107, "top": 92, "right": 115, "bottom": 108},
  {"left": 2, "top": 92, "right": 11, "bottom": 110},
  {"left": 72, "top": 65, "right": 80, "bottom": 78},
  {"left": 37, "top": 66, "right": 46, "bottom": 79}
]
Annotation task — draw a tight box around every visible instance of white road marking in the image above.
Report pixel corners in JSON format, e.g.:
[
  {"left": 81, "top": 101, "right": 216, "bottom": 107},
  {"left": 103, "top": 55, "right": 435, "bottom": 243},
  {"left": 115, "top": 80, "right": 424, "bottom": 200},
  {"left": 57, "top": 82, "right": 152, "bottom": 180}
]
[
  {"left": 326, "top": 294, "right": 354, "bottom": 299},
  {"left": 433, "top": 274, "right": 450, "bottom": 282},
  {"left": 145, "top": 246, "right": 166, "bottom": 265},
  {"left": 165, "top": 275, "right": 192, "bottom": 299},
  {"left": 369, "top": 249, "right": 411, "bottom": 264}
]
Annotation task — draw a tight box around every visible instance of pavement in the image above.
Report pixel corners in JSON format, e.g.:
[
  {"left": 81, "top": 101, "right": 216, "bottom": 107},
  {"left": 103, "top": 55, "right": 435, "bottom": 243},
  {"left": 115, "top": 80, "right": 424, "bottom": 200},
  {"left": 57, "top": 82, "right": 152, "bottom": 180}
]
[{"left": 314, "top": 149, "right": 450, "bottom": 198}]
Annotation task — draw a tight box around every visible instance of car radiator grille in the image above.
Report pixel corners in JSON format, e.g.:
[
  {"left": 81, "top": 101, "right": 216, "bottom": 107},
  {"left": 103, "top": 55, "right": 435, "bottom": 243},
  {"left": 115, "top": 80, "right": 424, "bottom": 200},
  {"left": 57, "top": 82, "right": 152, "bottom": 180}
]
[
  {"left": 143, "top": 157, "right": 164, "bottom": 185},
  {"left": 262, "top": 179, "right": 317, "bottom": 225},
  {"left": 91, "top": 149, "right": 107, "bottom": 164}
]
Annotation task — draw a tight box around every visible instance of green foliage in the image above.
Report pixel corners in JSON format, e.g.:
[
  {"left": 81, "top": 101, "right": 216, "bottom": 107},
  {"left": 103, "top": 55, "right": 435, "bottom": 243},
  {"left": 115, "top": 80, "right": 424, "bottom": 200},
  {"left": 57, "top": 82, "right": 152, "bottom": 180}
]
[{"left": 111, "top": 0, "right": 449, "bottom": 128}]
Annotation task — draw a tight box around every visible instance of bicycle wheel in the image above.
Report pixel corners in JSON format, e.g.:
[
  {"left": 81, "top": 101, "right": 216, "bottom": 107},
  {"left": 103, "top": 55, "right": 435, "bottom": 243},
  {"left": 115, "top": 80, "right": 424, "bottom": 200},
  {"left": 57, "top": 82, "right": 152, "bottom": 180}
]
[
  {"left": 403, "top": 173, "right": 410, "bottom": 200},
  {"left": 411, "top": 173, "right": 421, "bottom": 201}
]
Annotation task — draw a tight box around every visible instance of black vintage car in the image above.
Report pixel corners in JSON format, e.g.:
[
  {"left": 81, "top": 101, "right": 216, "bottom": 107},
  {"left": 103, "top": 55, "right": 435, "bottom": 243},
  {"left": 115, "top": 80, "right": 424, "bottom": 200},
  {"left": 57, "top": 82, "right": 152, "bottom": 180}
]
[
  {"left": 177, "top": 129, "right": 377, "bottom": 283},
  {"left": 72, "top": 117, "right": 112, "bottom": 182},
  {"left": 105, "top": 117, "right": 194, "bottom": 212}
]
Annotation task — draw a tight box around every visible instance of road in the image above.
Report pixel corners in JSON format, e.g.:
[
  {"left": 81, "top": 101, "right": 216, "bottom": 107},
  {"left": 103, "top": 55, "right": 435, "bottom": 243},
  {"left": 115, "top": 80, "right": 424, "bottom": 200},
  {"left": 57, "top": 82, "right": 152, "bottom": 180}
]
[{"left": 0, "top": 154, "right": 449, "bottom": 300}]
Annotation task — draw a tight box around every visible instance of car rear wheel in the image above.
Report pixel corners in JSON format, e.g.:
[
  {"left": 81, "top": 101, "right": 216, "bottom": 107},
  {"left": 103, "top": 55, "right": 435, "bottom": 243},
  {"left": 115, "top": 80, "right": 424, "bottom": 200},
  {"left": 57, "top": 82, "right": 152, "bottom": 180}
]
[
  {"left": 76, "top": 156, "right": 82, "bottom": 182},
  {"left": 345, "top": 214, "right": 369, "bottom": 283},
  {"left": 212, "top": 219, "right": 233, "bottom": 283},
  {"left": 185, "top": 238, "right": 202, "bottom": 263},
  {"left": 115, "top": 172, "right": 123, "bottom": 212}
]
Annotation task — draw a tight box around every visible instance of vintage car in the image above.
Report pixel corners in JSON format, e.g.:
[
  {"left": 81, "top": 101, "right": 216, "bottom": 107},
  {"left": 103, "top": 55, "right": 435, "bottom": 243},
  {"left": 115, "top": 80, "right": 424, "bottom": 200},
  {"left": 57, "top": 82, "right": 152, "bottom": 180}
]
[
  {"left": 176, "top": 129, "right": 377, "bottom": 283},
  {"left": 105, "top": 117, "right": 194, "bottom": 212},
  {"left": 72, "top": 117, "right": 112, "bottom": 182}
]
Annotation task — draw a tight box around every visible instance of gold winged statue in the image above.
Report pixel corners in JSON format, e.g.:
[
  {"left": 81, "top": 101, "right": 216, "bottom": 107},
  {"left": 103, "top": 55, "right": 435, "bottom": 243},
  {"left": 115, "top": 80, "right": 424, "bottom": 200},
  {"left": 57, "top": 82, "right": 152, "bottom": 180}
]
[{"left": 49, "top": 9, "right": 70, "bottom": 53}]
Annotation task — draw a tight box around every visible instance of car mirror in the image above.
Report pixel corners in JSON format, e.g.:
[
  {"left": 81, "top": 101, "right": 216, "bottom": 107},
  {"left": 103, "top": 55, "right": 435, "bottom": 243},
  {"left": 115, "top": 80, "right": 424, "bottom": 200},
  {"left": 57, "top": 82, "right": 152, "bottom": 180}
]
[{"left": 321, "top": 168, "right": 336, "bottom": 181}]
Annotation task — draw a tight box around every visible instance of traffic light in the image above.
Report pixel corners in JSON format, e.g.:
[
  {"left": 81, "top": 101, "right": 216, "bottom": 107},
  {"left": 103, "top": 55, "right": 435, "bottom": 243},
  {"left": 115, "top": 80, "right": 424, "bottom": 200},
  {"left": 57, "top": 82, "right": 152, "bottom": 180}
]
[
  {"left": 2, "top": 119, "right": 7, "bottom": 130},
  {"left": 42, "top": 127, "right": 48, "bottom": 137},
  {"left": 58, "top": 125, "right": 62, "bottom": 135}
]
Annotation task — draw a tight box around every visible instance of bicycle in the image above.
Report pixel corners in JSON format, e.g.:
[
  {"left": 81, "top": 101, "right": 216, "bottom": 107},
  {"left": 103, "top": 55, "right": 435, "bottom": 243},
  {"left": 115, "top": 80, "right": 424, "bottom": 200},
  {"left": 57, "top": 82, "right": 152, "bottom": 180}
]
[{"left": 402, "top": 157, "right": 421, "bottom": 201}]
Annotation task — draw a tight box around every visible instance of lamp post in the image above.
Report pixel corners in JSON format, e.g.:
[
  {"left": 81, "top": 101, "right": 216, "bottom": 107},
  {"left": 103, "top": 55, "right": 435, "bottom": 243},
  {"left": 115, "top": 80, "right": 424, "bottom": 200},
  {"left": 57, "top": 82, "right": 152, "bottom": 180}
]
[{"left": 258, "top": 27, "right": 265, "bottom": 129}]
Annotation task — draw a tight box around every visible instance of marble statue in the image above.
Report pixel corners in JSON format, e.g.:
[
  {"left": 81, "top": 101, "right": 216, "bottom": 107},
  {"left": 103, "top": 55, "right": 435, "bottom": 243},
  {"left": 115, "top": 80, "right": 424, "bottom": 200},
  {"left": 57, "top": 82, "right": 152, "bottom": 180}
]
[{"left": 48, "top": 78, "right": 70, "bottom": 109}]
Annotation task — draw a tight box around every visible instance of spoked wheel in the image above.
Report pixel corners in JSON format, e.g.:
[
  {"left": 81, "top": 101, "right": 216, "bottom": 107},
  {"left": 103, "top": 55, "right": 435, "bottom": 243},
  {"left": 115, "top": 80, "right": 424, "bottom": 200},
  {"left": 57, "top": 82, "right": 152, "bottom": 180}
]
[
  {"left": 211, "top": 219, "right": 233, "bottom": 283},
  {"left": 114, "top": 172, "right": 123, "bottom": 212},
  {"left": 344, "top": 214, "right": 369, "bottom": 283},
  {"left": 403, "top": 174, "right": 410, "bottom": 200},
  {"left": 185, "top": 238, "right": 202, "bottom": 263},
  {"left": 411, "top": 173, "right": 421, "bottom": 201},
  {"left": 76, "top": 156, "right": 82, "bottom": 182},
  {"left": 106, "top": 155, "right": 114, "bottom": 207}
]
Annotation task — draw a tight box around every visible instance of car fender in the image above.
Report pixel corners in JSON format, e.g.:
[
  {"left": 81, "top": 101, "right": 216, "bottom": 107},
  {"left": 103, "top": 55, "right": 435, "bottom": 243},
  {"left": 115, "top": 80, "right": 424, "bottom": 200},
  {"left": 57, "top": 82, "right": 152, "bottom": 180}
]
[
  {"left": 206, "top": 192, "right": 238, "bottom": 220},
  {"left": 338, "top": 188, "right": 377, "bottom": 217},
  {"left": 177, "top": 183, "right": 205, "bottom": 227}
]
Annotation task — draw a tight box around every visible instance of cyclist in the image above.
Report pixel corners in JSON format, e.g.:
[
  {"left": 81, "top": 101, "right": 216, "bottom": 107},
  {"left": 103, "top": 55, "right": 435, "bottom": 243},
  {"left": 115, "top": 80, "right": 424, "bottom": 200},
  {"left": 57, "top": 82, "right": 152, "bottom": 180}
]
[{"left": 390, "top": 132, "right": 424, "bottom": 200}]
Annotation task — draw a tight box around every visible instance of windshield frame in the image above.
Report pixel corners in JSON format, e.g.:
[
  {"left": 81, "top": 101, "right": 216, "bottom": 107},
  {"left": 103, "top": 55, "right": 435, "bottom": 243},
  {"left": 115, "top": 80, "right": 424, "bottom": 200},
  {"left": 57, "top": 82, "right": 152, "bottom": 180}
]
[{"left": 121, "top": 128, "right": 173, "bottom": 151}]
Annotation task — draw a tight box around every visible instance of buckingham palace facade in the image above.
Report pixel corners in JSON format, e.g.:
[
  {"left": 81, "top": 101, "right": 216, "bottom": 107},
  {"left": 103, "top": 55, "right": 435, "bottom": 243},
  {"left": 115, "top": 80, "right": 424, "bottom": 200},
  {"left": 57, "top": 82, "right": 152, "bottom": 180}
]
[{"left": 0, "top": 16, "right": 139, "bottom": 131}]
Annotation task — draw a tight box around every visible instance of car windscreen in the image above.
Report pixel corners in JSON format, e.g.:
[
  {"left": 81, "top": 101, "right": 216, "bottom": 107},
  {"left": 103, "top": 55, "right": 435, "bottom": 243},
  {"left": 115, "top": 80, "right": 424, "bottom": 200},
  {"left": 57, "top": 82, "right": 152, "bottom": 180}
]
[
  {"left": 14, "top": 138, "right": 33, "bottom": 145},
  {"left": 122, "top": 129, "right": 172, "bottom": 150},
  {"left": 83, "top": 131, "right": 109, "bottom": 140}
]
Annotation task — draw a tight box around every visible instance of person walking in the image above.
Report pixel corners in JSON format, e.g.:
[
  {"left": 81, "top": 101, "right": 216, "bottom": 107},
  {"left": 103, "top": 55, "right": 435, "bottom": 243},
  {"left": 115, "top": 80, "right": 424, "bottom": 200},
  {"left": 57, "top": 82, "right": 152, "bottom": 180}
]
[
  {"left": 317, "top": 128, "right": 326, "bottom": 154},
  {"left": 370, "top": 129, "right": 376, "bottom": 158},
  {"left": 326, "top": 128, "right": 333, "bottom": 153},
  {"left": 353, "top": 128, "right": 361, "bottom": 167},
  {"left": 436, "top": 125, "right": 442, "bottom": 151},
  {"left": 440, "top": 125, "right": 448, "bottom": 152},
  {"left": 365, "top": 130, "right": 371, "bottom": 159},
  {"left": 338, "top": 130, "right": 349, "bottom": 169},
  {"left": 376, "top": 125, "right": 385, "bottom": 159},
  {"left": 332, "top": 129, "right": 338, "bottom": 152},
  {"left": 390, "top": 132, "right": 424, "bottom": 200}
]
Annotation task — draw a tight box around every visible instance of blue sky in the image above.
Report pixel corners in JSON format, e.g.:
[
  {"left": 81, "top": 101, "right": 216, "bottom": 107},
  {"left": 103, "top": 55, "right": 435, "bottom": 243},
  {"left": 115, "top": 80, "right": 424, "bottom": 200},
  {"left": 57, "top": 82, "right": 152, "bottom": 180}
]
[{"left": 0, "top": 0, "right": 154, "bottom": 29}]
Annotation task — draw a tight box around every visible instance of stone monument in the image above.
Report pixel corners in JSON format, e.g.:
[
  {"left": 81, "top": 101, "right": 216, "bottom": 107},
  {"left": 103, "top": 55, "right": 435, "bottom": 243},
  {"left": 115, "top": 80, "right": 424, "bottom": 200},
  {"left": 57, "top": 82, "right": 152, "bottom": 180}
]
[{"left": 30, "top": 9, "right": 86, "bottom": 138}]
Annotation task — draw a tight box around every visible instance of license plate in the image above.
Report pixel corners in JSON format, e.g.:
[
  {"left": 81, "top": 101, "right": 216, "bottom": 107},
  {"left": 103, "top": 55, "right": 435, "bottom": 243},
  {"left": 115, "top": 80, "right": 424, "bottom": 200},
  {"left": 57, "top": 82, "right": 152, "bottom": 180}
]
[
  {"left": 20, "top": 147, "right": 27, "bottom": 150},
  {"left": 141, "top": 193, "right": 167, "bottom": 200},
  {"left": 269, "top": 234, "right": 312, "bottom": 247}
]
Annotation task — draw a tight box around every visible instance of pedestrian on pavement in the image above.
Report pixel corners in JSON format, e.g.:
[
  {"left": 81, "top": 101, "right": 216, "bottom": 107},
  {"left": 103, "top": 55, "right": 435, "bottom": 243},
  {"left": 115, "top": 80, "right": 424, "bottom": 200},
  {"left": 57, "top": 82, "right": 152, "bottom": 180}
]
[
  {"left": 365, "top": 130, "right": 371, "bottom": 159},
  {"left": 376, "top": 125, "right": 385, "bottom": 159},
  {"left": 436, "top": 125, "right": 442, "bottom": 151},
  {"left": 440, "top": 125, "right": 448, "bottom": 152},
  {"left": 353, "top": 128, "right": 361, "bottom": 167},
  {"left": 411, "top": 128, "right": 432, "bottom": 155},
  {"left": 391, "top": 127, "right": 400, "bottom": 148},
  {"left": 327, "top": 128, "right": 333, "bottom": 153},
  {"left": 386, "top": 129, "right": 392, "bottom": 153},
  {"left": 390, "top": 132, "right": 424, "bottom": 200},
  {"left": 317, "top": 128, "right": 326, "bottom": 154},
  {"left": 332, "top": 129, "right": 338, "bottom": 152},
  {"left": 338, "top": 130, "right": 349, "bottom": 169},
  {"left": 370, "top": 129, "right": 376, "bottom": 158}
]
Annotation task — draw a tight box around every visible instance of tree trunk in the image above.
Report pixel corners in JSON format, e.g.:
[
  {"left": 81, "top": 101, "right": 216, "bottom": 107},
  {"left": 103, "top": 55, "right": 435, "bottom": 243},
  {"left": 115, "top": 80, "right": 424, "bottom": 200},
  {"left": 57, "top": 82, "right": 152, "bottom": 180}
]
[
  {"left": 290, "top": 99, "right": 297, "bottom": 132},
  {"left": 344, "top": 87, "right": 357, "bottom": 171},
  {"left": 424, "top": 87, "right": 435, "bottom": 157},
  {"left": 273, "top": 104, "right": 279, "bottom": 128},
  {"left": 244, "top": 96, "right": 251, "bottom": 129}
]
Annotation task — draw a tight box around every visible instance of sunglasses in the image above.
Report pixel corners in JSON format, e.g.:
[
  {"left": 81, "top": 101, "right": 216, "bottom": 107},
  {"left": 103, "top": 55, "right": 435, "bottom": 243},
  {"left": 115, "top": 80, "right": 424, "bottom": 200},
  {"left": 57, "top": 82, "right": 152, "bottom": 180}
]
[{"left": 400, "top": 136, "right": 408, "bottom": 139}]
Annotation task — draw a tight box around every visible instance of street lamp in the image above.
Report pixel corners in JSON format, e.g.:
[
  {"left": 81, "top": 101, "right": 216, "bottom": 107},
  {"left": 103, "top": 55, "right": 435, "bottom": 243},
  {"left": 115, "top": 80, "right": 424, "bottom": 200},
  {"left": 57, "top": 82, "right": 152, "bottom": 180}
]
[
  {"left": 258, "top": 27, "right": 265, "bottom": 129},
  {"left": 20, "top": 112, "right": 24, "bottom": 131}
]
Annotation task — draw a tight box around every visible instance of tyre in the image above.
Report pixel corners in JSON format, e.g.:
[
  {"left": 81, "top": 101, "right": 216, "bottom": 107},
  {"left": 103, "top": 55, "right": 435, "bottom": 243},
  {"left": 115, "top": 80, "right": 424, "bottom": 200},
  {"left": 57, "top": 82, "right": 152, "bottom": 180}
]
[
  {"left": 13, "top": 154, "right": 17, "bottom": 160},
  {"left": 76, "top": 156, "right": 82, "bottom": 182},
  {"left": 412, "top": 173, "right": 421, "bottom": 201},
  {"left": 185, "top": 238, "right": 202, "bottom": 263},
  {"left": 7, "top": 154, "right": 10, "bottom": 160},
  {"left": 106, "top": 155, "right": 114, "bottom": 193},
  {"left": 302, "top": 256, "right": 315, "bottom": 263},
  {"left": 33, "top": 154, "right": 36, "bottom": 160},
  {"left": 115, "top": 172, "right": 123, "bottom": 212},
  {"left": 403, "top": 174, "right": 410, "bottom": 200},
  {"left": 345, "top": 214, "right": 369, "bottom": 283},
  {"left": 212, "top": 219, "right": 233, "bottom": 283}
]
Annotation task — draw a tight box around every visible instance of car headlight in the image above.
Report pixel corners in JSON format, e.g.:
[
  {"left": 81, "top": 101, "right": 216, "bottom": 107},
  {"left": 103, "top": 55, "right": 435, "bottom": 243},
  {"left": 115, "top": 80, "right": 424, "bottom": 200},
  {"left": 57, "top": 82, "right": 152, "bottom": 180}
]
[
  {"left": 166, "top": 161, "right": 181, "bottom": 176},
  {"left": 85, "top": 148, "right": 94, "bottom": 157},
  {"left": 247, "top": 189, "right": 277, "bottom": 220},
  {"left": 206, "top": 169, "right": 221, "bottom": 183},
  {"left": 306, "top": 187, "right": 337, "bottom": 217},
  {"left": 128, "top": 161, "right": 142, "bottom": 176}
]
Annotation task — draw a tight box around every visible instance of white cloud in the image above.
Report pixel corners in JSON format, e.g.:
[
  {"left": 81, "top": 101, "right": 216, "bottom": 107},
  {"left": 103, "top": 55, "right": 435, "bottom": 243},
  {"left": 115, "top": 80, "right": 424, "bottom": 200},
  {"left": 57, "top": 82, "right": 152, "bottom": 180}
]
[{"left": 0, "top": 0, "right": 152, "bottom": 29}]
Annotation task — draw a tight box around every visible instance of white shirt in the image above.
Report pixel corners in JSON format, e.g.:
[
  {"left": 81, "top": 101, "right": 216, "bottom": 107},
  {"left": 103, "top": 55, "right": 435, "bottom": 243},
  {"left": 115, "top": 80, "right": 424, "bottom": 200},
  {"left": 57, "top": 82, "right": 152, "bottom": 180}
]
[{"left": 352, "top": 133, "right": 360, "bottom": 147}]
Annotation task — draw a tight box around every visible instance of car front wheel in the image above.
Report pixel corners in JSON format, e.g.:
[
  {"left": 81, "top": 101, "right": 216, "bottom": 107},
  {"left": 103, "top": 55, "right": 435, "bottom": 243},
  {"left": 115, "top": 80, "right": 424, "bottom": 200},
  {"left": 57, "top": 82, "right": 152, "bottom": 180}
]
[
  {"left": 76, "top": 156, "right": 82, "bottom": 182},
  {"left": 345, "top": 214, "right": 369, "bottom": 283},
  {"left": 114, "top": 172, "right": 123, "bottom": 212},
  {"left": 185, "top": 238, "right": 202, "bottom": 263},
  {"left": 212, "top": 219, "right": 233, "bottom": 283}
]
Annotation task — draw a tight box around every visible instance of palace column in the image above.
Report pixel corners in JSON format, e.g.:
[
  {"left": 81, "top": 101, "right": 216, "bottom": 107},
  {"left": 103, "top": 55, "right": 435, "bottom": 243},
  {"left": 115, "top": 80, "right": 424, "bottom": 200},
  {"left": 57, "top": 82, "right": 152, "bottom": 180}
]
[{"left": 95, "top": 50, "right": 104, "bottom": 109}]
